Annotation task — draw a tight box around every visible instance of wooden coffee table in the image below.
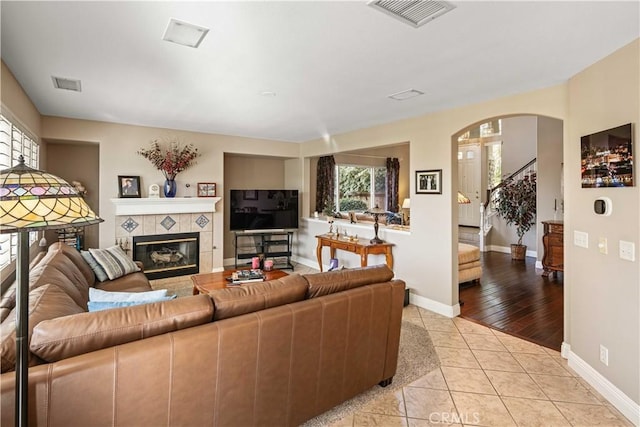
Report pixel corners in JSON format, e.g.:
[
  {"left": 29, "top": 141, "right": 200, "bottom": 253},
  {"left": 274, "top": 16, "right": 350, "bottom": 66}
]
[{"left": 191, "top": 269, "right": 288, "bottom": 295}]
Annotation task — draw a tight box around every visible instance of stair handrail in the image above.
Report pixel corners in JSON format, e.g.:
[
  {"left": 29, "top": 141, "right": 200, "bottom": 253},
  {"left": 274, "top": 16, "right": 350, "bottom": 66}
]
[{"left": 483, "top": 158, "right": 537, "bottom": 210}]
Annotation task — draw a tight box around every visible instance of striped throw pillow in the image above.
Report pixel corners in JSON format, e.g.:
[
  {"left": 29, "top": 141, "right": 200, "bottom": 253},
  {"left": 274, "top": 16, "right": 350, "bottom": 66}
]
[{"left": 88, "top": 246, "right": 140, "bottom": 281}]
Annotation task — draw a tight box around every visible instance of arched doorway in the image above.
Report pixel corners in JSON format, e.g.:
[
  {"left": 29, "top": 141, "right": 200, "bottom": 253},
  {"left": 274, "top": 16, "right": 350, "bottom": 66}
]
[{"left": 452, "top": 114, "right": 565, "bottom": 349}]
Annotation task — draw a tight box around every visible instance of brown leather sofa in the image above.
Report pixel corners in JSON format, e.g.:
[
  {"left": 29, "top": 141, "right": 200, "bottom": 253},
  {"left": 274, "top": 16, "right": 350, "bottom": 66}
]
[{"left": 1, "top": 243, "right": 405, "bottom": 426}]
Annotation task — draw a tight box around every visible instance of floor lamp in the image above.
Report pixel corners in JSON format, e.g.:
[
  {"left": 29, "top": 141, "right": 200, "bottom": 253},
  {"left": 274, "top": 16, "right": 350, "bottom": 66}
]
[{"left": 0, "top": 155, "right": 103, "bottom": 427}]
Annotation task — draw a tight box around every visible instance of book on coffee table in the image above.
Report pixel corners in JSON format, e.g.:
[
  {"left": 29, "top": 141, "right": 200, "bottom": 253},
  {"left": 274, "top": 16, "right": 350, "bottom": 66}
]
[{"left": 227, "top": 269, "right": 265, "bottom": 284}]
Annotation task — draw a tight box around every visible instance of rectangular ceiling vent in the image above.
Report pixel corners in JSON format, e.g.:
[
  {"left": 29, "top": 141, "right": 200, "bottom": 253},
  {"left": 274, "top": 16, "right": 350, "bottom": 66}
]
[
  {"left": 388, "top": 89, "right": 424, "bottom": 101},
  {"left": 368, "top": 0, "right": 456, "bottom": 28},
  {"left": 162, "top": 18, "right": 209, "bottom": 48},
  {"left": 51, "top": 76, "right": 82, "bottom": 92}
]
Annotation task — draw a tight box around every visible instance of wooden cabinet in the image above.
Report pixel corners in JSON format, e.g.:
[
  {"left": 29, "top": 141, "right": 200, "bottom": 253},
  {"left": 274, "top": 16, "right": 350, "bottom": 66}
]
[{"left": 541, "top": 220, "right": 563, "bottom": 278}]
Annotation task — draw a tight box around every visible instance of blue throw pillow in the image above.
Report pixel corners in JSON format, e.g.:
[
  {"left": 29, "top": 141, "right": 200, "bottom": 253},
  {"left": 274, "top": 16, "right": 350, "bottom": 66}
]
[
  {"left": 87, "top": 295, "right": 177, "bottom": 312},
  {"left": 89, "top": 288, "right": 168, "bottom": 302},
  {"left": 81, "top": 250, "right": 109, "bottom": 282}
]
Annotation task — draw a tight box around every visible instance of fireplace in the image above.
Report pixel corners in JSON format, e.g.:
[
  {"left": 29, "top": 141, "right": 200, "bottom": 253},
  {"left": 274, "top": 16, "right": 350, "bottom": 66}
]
[{"left": 133, "top": 232, "right": 200, "bottom": 280}]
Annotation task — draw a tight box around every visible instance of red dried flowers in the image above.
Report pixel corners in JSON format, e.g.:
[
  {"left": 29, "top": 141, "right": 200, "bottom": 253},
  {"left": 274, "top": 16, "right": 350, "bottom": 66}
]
[{"left": 138, "top": 139, "right": 200, "bottom": 180}]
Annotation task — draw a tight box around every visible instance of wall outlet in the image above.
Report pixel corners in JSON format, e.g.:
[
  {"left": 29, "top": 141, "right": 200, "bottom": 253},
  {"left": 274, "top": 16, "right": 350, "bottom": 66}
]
[
  {"left": 574, "top": 230, "right": 589, "bottom": 248},
  {"left": 598, "top": 237, "right": 608, "bottom": 254},
  {"left": 619, "top": 240, "right": 635, "bottom": 261},
  {"left": 599, "top": 345, "right": 609, "bottom": 366}
]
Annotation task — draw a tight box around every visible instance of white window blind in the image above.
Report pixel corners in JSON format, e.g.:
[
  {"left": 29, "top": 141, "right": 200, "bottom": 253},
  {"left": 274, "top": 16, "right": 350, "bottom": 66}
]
[{"left": 0, "top": 114, "right": 39, "bottom": 270}]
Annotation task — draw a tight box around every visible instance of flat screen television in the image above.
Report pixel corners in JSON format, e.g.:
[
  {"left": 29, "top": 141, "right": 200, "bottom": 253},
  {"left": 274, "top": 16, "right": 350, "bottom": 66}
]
[{"left": 229, "top": 189, "right": 299, "bottom": 231}]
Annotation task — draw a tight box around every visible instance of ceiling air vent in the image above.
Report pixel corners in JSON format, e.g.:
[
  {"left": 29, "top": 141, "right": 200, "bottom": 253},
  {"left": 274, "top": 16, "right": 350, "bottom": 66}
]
[
  {"left": 388, "top": 89, "right": 424, "bottom": 101},
  {"left": 51, "top": 76, "right": 82, "bottom": 92},
  {"left": 162, "top": 18, "right": 209, "bottom": 48},
  {"left": 368, "top": 0, "right": 456, "bottom": 28}
]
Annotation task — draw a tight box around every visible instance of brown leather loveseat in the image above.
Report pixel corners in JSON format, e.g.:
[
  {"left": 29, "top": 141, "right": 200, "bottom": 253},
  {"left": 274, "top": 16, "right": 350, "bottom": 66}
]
[{"left": 1, "top": 243, "right": 405, "bottom": 426}]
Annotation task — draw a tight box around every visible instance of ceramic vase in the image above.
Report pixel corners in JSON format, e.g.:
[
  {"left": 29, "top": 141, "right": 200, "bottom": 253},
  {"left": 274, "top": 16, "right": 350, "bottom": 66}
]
[{"left": 164, "top": 178, "right": 177, "bottom": 198}]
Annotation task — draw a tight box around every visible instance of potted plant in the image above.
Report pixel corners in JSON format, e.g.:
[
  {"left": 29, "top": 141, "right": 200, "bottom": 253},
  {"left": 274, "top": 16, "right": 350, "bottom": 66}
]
[{"left": 494, "top": 177, "right": 537, "bottom": 260}]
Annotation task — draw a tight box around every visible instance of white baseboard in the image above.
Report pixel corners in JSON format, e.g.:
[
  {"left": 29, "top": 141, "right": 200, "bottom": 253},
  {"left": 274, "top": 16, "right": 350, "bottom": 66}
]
[
  {"left": 223, "top": 257, "right": 236, "bottom": 267},
  {"left": 564, "top": 343, "right": 639, "bottom": 426},
  {"left": 487, "top": 245, "right": 537, "bottom": 259},
  {"left": 409, "top": 292, "right": 460, "bottom": 318},
  {"left": 290, "top": 255, "right": 320, "bottom": 270}
]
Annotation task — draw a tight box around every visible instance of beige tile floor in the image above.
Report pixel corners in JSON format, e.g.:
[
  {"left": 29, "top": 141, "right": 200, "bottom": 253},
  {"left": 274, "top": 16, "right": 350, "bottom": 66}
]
[
  {"left": 330, "top": 305, "right": 633, "bottom": 427},
  {"left": 154, "top": 264, "right": 633, "bottom": 426}
]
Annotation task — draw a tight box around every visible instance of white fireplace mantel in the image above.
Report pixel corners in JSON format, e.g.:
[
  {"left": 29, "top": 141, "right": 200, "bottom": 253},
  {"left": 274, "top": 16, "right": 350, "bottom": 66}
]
[{"left": 111, "top": 197, "right": 221, "bottom": 216}]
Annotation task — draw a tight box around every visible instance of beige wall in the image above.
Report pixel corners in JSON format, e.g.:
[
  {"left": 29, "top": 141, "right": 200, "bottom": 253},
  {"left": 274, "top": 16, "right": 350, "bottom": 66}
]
[
  {"left": 0, "top": 61, "right": 41, "bottom": 145},
  {"left": 299, "top": 84, "right": 568, "bottom": 310},
  {"left": 566, "top": 39, "right": 639, "bottom": 404},
  {"left": 222, "top": 155, "right": 288, "bottom": 260},
  {"left": 536, "top": 116, "right": 564, "bottom": 260},
  {"left": 44, "top": 141, "right": 100, "bottom": 249},
  {"left": 40, "top": 116, "right": 300, "bottom": 269}
]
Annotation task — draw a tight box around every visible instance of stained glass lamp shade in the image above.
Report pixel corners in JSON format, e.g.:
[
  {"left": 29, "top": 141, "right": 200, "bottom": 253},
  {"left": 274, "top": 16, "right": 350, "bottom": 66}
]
[{"left": 0, "top": 156, "right": 103, "bottom": 427}]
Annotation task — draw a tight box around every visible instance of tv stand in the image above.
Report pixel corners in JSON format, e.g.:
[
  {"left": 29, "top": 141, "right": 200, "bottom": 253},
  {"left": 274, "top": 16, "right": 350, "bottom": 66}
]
[{"left": 234, "top": 230, "right": 294, "bottom": 270}]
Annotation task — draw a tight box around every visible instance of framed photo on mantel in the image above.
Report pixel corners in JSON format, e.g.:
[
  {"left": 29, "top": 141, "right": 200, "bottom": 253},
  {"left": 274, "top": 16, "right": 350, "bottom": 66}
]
[
  {"left": 118, "top": 175, "right": 141, "bottom": 198},
  {"left": 197, "top": 182, "right": 217, "bottom": 197}
]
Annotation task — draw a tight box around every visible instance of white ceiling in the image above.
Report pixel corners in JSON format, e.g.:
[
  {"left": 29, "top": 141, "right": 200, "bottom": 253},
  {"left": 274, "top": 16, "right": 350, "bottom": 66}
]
[{"left": 1, "top": 1, "right": 638, "bottom": 143}]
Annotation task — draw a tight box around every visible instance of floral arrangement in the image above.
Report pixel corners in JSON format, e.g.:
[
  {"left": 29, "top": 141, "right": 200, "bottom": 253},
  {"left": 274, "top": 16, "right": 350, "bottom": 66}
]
[{"left": 137, "top": 139, "right": 200, "bottom": 180}]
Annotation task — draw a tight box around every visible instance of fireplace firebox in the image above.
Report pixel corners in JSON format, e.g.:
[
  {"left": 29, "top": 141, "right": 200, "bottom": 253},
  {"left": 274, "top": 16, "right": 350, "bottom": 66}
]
[{"left": 133, "top": 232, "right": 199, "bottom": 280}]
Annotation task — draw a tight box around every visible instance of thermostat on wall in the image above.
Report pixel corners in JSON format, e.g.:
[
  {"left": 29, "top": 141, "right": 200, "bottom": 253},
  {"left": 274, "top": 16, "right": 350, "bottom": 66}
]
[{"left": 594, "top": 197, "right": 612, "bottom": 216}]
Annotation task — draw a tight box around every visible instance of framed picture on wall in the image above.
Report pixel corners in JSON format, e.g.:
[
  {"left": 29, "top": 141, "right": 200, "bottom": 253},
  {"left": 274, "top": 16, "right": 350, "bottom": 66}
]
[
  {"left": 580, "top": 123, "right": 633, "bottom": 188},
  {"left": 118, "top": 175, "right": 141, "bottom": 198},
  {"left": 197, "top": 182, "right": 217, "bottom": 197},
  {"left": 416, "top": 169, "right": 442, "bottom": 194}
]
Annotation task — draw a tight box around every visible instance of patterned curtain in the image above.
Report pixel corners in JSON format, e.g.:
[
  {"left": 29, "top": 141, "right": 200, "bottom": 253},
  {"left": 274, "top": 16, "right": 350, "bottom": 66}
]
[
  {"left": 315, "top": 155, "right": 335, "bottom": 213},
  {"left": 386, "top": 157, "right": 400, "bottom": 212}
]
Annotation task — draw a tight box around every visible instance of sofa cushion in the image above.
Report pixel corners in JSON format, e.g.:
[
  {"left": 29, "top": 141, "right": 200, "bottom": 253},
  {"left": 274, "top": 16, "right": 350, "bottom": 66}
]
[
  {"left": 0, "top": 251, "right": 50, "bottom": 322},
  {"left": 29, "top": 244, "right": 97, "bottom": 308},
  {"left": 81, "top": 250, "right": 109, "bottom": 282},
  {"left": 93, "top": 271, "right": 153, "bottom": 293},
  {"left": 1, "top": 284, "right": 85, "bottom": 372},
  {"left": 30, "top": 295, "right": 214, "bottom": 363},
  {"left": 88, "top": 295, "right": 177, "bottom": 312},
  {"left": 89, "top": 246, "right": 140, "bottom": 281},
  {"left": 304, "top": 264, "right": 394, "bottom": 298},
  {"left": 210, "top": 274, "right": 308, "bottom": 321},
  {"left": 458, "top": 243, "right": 480, "bottom": 264}
]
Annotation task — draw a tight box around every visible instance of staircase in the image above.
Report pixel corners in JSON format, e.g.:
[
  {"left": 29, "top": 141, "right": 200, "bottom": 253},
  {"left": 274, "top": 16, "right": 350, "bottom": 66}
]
[{"left": 479, "top": 158, "right": 537, "bottom": 251}]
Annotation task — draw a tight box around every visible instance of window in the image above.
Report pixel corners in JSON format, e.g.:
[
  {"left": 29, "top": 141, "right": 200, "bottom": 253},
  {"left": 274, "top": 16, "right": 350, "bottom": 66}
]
[
  {"left": 0, "top": 114, "right": 39, "bottom": 271},
  {"left": 335, "top": 165, "right": 386, "bottom": 211},
  {"left": 486, "top": 141, "right": 502, "bottom": 189}
]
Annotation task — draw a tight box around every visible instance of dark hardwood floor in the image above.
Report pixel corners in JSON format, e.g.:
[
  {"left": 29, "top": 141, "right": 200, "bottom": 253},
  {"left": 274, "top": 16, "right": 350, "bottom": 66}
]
[{"left": 459, "top": 251, "right": 564, "bottom": 350}]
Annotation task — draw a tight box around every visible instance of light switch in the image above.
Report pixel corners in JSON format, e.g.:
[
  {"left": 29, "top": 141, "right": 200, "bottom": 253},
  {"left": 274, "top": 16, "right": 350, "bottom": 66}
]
[
  {"left": 574, "top": 231, "right": 589, "bottom": 248},
  {"left": 598, "top": 237, "right": 608, "bottom": 254},
  {"left": 619, "top": 240, "right": 635, "bottom": 261}
]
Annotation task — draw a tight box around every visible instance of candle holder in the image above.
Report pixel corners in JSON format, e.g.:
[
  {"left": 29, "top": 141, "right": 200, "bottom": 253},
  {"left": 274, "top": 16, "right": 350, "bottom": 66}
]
[{"left": 366, "top": 207, "right": 387, "bottom": 244}]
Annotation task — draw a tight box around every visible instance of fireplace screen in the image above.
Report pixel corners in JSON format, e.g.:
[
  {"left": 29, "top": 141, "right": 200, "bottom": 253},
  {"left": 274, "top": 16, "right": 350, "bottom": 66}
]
[{"left": 133, "top": 232, "right": 199, "bottom": 280}]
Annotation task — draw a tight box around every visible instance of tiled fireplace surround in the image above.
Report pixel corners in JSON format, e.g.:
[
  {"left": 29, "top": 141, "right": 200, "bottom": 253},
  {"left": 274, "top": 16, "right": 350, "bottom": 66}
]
[{"left": 111, "top": 198, "right": 221, "bottom": 275}]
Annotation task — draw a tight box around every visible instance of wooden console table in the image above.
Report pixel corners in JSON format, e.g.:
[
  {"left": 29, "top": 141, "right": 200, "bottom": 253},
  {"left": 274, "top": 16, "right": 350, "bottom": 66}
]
[
  {"left": 315, "top": 234, "right": 394, "bottom": 272},
  {"left": 541, "top": 220, "right": 563, "bottom": 278}
]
